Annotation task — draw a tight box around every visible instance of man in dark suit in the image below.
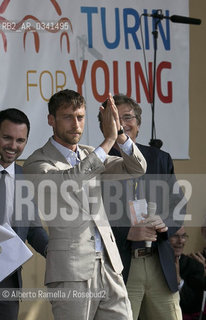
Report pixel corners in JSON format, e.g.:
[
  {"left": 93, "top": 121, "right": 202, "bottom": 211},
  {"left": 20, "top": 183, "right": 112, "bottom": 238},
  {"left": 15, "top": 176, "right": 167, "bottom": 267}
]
[
  {"left": 98, "top": 94, "right": 185, "bottom": 320},
  {"left": 0, "top": 108, "right": 48, "bottom": 320}
]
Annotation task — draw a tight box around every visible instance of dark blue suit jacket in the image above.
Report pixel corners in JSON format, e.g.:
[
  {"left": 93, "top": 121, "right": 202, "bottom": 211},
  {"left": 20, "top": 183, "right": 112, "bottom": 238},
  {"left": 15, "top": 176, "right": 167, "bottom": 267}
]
[
  {"left": 1, "top": 164, "right": 48, "bottom": 288},
  {"left": 109, "top": 143, "right": 185, "bottom": 292},
  {"left": 179, "top": 254, "right": 204, "bottom": 314}
]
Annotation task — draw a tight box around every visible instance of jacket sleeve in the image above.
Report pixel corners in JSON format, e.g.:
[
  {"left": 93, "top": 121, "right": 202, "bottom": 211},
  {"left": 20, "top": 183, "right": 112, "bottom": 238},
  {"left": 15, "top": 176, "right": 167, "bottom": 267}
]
[
  {"left": 180, "top": 256, "right": 205, "bottom": 313},
  {"left": 27, "top": 204, "right": 48, "bottom": 257},
  {"left": 27, "top": 226, "right": 48, "bottom": 257},
  {"left": 104, "top": 142, "right": 146, "bottom": 177}
]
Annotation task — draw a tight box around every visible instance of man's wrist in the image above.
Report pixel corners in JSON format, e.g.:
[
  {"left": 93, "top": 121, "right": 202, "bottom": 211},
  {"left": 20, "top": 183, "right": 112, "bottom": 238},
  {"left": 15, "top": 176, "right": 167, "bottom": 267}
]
[
  {"left": 116, "top": 133, "right": 128, "bottom": 145},
  {"left": 100, "top": 137, "right": 115, "bottom": 154}
]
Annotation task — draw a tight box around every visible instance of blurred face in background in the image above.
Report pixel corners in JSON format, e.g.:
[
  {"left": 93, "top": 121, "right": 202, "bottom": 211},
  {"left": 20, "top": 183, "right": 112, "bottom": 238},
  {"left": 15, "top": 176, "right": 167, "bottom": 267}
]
[
  {"left": 117, "top": 104, "right": 139, "bottom": 142},
  {"left": 169, "top": 227, "right": 189, "bottom": 258}
]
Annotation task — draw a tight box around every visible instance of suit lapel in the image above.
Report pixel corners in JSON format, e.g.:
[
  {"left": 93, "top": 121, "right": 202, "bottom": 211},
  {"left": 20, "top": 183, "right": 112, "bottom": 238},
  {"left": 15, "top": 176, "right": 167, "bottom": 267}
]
[
  {"left": 43, "top": 140, "right": 71, "bottom": 169},
  {"left": 0, "top": 165, "right": 20, "bottom": 225},
  {"left": 78, "top": 147, "right": 89, "bottom": 161}
]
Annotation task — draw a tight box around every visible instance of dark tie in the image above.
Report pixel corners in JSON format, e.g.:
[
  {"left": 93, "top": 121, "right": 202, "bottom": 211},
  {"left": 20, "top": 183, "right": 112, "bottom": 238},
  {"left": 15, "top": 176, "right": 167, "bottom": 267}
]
[{"left": 0, "top": 170, "right": 7, "bottom": 224}]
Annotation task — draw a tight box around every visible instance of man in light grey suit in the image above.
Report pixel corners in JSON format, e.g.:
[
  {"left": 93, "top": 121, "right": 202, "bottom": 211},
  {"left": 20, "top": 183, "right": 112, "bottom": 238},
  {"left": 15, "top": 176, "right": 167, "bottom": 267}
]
[{"left": 23, "top": 89, "right": 146, "bottom": 320}]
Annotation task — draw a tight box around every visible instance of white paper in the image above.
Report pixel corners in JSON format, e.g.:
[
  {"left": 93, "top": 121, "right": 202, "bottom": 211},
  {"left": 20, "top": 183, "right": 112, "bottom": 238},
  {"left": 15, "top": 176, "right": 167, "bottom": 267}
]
[
  {"left": 0, "top": 223, "right": 15, "bottom": 243},
  {"left": 0, "top": 225, "right": 33, "bottom": 282},
  {"left": 129, "top": 199, "right": 147, "bottom": 225}
]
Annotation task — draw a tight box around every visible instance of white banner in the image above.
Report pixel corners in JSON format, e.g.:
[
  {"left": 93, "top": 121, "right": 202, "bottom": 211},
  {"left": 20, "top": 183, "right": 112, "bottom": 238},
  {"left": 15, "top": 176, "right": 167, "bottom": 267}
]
[{"left": 0, "top": 0, "right": 189, "bottom": 159}]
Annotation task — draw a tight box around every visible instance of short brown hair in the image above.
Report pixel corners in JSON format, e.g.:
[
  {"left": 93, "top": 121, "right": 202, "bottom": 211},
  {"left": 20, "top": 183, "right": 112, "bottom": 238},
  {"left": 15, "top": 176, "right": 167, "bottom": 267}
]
[{"left": 48, "top": 89, "right": 86, "bottom": 117}]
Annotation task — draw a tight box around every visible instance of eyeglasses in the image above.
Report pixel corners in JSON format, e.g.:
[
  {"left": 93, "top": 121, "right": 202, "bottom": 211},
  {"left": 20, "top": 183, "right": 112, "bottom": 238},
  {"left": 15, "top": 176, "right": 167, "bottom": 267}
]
[
  {"left": 119, "top": 115, "right": 137, "bottom": 123},
  {"left": 171, "top": 234, "right": 189, "bottom": 241}
]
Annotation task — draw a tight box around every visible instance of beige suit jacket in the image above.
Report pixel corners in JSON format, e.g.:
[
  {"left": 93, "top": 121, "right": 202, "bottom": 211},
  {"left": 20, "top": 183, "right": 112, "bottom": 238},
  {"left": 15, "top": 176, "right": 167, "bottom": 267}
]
[{"left": 23, "top": 139, "right": 146, "bottom": 284}]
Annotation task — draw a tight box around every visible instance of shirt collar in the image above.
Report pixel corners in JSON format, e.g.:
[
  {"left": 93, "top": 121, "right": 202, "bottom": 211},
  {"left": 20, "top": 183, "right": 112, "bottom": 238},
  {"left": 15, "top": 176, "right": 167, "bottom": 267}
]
[
  {"left": 0, "top": 162, "right": 15, "bottom": 177},
  {"left": 50, "top": 137, "right": 80, "bottom": 164}
]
